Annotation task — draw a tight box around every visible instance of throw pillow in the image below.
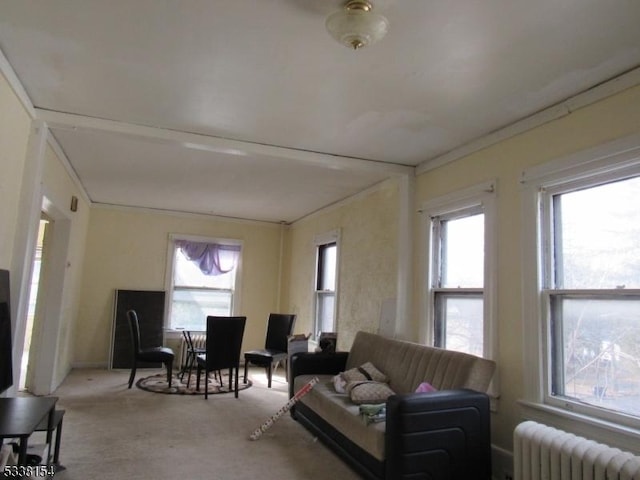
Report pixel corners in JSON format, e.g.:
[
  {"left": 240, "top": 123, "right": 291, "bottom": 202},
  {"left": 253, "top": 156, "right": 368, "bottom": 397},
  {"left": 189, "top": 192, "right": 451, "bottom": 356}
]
[
  {"left": 347, "top": 381, "right": 395, "bottom": 405},
  {"left": 415, "top": 382, "right": 437, "bottom": 393},
  {"left": 341, "top": 362, "right": 389, "bottom": 384}
]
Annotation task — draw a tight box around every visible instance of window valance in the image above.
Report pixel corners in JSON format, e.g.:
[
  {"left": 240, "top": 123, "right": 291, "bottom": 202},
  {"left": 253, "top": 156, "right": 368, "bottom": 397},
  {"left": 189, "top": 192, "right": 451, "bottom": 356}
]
[{"left": 175, "top": 240, "right": 240, "bottom": 276}]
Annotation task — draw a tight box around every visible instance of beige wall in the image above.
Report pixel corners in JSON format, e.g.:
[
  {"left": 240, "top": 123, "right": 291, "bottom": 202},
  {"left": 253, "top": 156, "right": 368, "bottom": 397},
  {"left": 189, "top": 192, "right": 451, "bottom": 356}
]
[
  {"left": 283, "top": 179, "right": 400, "bottom": 350},
  {"left": 0, "top": 70, "right": 91, "bottom": 392},
  {"left": 76, "top": 207, "right": 284, "bottom": 366},
  {"left": 413, "top": 84, "right": 640, "bottom": 454},
  {"left": 0, "top": 71, "right": 31, "bottom": 270},
  {"left": 40, "top": 143, "right": 91, "bottom": 387}
]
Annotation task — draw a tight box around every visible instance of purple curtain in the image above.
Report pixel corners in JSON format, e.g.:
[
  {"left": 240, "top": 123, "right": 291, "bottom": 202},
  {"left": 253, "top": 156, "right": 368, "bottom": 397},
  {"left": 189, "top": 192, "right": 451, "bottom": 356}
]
[{"left": 175, "top": 240, "right": 240, "bottom": 276}]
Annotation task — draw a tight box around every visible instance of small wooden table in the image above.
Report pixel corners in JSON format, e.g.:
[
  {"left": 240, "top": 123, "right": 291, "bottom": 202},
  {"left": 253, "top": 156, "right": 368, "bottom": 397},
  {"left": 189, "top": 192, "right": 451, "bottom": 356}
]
[{"left": 0, "top": 397, "right": 58, "bottom": 467}]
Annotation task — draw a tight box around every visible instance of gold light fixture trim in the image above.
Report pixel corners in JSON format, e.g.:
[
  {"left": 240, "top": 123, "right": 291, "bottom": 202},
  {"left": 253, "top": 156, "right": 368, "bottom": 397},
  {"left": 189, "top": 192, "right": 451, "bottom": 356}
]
[
  {"left": 326, "top": 0, "right": 389, "bottom": 50},
  {"left": 346, "top": 0, "right": 372, "bottom": 12}
]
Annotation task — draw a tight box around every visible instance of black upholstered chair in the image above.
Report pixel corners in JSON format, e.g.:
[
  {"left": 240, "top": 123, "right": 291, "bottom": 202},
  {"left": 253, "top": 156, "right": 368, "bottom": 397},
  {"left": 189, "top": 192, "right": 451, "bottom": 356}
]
[
  {"left": 243, "top": 313, "right": 296, "bottom": 388},
  {"left": 127, "top": 310, "right": 175, "bottom": 388},
  {"left": 196, "top": 316, "right": 247, "bottom": 399}
]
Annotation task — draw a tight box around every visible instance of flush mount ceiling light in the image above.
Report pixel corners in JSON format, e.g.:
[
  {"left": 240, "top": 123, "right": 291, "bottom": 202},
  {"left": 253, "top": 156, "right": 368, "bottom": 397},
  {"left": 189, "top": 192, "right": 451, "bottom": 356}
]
[{"left": 326, "top": 0, "right": 389, "bottom": 50}]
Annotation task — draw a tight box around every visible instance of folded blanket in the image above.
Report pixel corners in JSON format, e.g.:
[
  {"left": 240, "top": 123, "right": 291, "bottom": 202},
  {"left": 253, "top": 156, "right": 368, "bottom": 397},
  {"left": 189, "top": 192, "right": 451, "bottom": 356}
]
[{"left": 359, "top": 403, "right": 386, "bottom": 425}]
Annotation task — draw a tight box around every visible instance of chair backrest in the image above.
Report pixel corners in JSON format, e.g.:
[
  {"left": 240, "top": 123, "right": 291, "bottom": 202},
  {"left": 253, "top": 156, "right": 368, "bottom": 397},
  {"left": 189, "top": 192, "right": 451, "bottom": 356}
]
[
  {"left": 127, "top": 310, "right": 142, "bottom": 355},
  {"left": 204, "top": 316, "right": 247, "bottom": 371},
  {"left": 264, "top": 313, "right": 297, "bottom": 352},
  {"left": 183, "top": 330, "right": 196, "bottom": 351}
]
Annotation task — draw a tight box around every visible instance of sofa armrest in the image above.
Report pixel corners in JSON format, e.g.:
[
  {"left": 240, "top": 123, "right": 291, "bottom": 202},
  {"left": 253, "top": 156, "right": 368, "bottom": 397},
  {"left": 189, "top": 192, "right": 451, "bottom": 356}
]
[
  {"left": 385, "top": 389, "right": 491, "bottom": 480},
  {"left": 289, "top": 352, "right": 348, "bottom": 398}
]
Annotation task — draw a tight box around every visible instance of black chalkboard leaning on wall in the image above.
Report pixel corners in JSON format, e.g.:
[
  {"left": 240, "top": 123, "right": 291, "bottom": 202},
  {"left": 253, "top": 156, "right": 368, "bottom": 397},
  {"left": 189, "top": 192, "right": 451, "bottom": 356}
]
[
  {"left": 110, "top": 289, "right": 165, "bottom": 369},
  {"left": 0, "top": 269, "right": 13, "bottom": 394}
]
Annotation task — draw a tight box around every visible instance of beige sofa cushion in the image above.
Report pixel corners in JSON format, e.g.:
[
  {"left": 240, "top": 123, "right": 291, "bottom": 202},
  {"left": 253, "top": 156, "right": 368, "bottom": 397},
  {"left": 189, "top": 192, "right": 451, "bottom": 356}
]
[
  {"left": 295, "top": 374, "right": 387, "bottom": 461},
  {"left": 345, "top": 331, "right": 496, "bottom": 394}
]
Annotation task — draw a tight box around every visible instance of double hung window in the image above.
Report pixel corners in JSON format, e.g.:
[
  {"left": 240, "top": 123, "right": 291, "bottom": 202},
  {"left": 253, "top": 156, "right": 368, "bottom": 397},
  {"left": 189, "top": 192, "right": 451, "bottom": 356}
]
[
  {"left": 167, "top": 236, "right": 242, "bottom": 331},
  {"left": 541, "top": 174, "right": 640, "bottom": 420},
  {"left": 431, "top": 208, "right": 485, "bottom": 356},
  {"left": 314, "top": 232, "right": 339, "bottom": 340},
  {"left": 423, "top": 182, "right": 496, "bottom": 360},
  {"left": 522, "top": 136, "right": 640, "bottom": 432}
]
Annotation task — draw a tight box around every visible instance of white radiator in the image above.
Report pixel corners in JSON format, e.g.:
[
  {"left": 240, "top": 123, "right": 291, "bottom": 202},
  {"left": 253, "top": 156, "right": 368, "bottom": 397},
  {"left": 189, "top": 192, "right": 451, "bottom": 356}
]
[
  {"left": 179, "top": 334, "right": 206, "bottom": 368},
  {"left": 514, "top": 421, "right": 640, "bottom": 480}
]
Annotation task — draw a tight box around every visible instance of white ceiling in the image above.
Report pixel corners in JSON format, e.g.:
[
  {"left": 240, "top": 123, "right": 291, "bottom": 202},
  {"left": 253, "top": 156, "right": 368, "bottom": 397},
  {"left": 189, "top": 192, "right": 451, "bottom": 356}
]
[{"left": 1, "top": 0, "right": 639, "bottom": 223}]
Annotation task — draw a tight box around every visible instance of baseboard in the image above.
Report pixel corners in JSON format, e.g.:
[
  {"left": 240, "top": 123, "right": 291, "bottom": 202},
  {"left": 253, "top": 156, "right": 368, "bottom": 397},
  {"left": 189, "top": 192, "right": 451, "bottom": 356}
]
[{"left": 491, "top": 443, "right": 514, "bottom": 480}]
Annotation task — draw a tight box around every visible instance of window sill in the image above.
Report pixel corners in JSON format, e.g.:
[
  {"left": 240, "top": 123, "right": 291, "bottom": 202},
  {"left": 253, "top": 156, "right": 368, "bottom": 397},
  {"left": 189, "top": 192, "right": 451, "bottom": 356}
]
[{"left": 518, "top": 399, "right": 640, "bottom": 455}]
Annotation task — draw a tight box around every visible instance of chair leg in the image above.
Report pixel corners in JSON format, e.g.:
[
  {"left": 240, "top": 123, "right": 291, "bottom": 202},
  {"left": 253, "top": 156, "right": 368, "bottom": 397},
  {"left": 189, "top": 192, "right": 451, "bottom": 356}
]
[
  {"left": 166, "top": 359, "right": 173, "bottom": 387},
  {"left": 243, "top": 357, "right": 248, "bottom": 384},
  {"left": 186, "top": 354, "right": 196, "bottom": 388},
  {"left": 266, "top": 362, "right": 273, "bottom": 388},
  {"left": 196, "top": 365, "right": 201, "bottom": 391},
  {"left": 128, "top": 360, "right": 137, "bottom": 389},
  {"left": 234, "top": 366, "right": 239, "bottom": 398},
  {"left": 179, "top": 352, "right": 189, "bottom": 381},
  {"left": 204, "top": 370, "right": 209, "bottom": 400}
]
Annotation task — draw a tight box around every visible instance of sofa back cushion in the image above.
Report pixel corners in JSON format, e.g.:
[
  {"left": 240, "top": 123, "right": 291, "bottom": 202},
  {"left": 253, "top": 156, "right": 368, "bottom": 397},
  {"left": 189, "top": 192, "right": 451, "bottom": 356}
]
[{"left": 345, "top": 331, "right": 495, "bottom": 395}]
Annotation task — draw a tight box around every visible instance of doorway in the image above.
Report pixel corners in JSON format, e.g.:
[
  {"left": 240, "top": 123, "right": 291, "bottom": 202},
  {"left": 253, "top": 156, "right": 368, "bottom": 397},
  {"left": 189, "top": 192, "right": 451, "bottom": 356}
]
[{"left": 20, "top": 215, "right": 50, "bottom": 391}]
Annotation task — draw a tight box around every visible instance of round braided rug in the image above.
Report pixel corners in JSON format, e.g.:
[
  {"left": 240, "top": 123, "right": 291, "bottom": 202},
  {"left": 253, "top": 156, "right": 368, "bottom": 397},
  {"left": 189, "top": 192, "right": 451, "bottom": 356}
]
[{"left": 136, "top": 372, "right": 252, "bottom": 395}]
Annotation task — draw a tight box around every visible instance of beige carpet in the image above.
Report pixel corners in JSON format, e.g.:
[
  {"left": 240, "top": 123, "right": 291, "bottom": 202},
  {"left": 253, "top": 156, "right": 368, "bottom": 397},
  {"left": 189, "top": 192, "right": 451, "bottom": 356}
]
[{"left": 39, "top": 367, "right": 360, "bottom": 480}]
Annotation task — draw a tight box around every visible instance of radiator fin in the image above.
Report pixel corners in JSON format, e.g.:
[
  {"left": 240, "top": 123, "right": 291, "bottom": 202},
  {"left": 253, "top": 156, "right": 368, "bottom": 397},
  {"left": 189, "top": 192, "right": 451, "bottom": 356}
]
[{"left": 514, "top": 421, "right": 640, "bottom": 480}]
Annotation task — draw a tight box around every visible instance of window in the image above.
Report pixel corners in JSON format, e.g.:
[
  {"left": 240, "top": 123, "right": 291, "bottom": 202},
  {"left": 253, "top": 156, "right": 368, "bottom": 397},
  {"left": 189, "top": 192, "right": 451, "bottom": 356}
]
[
  {"left": 542, "top": 175, "right": 640, "bottom": 420},
  {"left": 422, "top": 181, "right": 497, "bottom": 361},
  {"left": 167, "top": 237, "right": 241, "bottom": 331},
  {"left": 314, "top": 232, "right": 339, "bottom": 339},
  {"left": 432, "top": 209, "right": 484, "bottom": 356},
  {"left": 522, "top": 134, "right": 640, "bottom": 434}
]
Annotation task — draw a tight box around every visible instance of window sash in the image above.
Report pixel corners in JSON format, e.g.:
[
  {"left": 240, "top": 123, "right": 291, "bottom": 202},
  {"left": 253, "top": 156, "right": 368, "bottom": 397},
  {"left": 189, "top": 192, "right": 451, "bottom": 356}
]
[
  {"left": 545, "top": 291, "right": 640, "bottom": 422},
  {"left": 316, "top": 243, "right": 337, "bottom": 291},
  {"left": 170, "top": 287, "right": 234, "bottom": 331},
  {"left": 433, "top": 290, "right": 483, "bottom": 356},
  {"left": 315, "top": 291, "right": 336, "bottom": 336},
  {"left": 431, "top": 206, "right": 484, "bottom": 289}
]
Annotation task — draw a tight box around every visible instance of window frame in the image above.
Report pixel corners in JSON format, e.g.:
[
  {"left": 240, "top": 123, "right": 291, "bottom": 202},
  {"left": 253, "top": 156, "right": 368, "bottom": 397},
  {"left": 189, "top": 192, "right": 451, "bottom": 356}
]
[
  {"left": 521, "top": 132, "right": 640, "bottom": 447},
  {"left": 164, "top": 234, "right": 243, "bottom": 332},
  {"left": 313, "top": 230, "right": 340, "bottom": 341},
  {"left": 421, "top": 180, "right": 498, "bottom": 366},
  {"left": 430, "top": 205, "right": 485, "bottom": 354}
]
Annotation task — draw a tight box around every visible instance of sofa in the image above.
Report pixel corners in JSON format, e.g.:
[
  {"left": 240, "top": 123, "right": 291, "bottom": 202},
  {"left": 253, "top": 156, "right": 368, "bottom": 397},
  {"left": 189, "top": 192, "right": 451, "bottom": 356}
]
[{"left": 289, "top": 331, "right": 496, "bottom": 480}]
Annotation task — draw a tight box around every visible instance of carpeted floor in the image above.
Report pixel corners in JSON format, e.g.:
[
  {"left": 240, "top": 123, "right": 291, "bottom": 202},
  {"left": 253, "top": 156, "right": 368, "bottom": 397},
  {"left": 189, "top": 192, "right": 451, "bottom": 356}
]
[{"left": 36, "top": 367, "right": 360, "bottom": 480}]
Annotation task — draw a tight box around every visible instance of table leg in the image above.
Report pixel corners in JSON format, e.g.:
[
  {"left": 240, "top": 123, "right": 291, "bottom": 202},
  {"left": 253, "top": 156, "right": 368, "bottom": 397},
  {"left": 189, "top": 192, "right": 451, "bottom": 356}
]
[
  {"left": 52, "top": 416, "right": 63, "bottom": 464},
  {"left": 17, "top": 438, "right": 27, "bottom": 467},
  {"left": 45, "top": 408, "right": 54, "bottom": 467}
]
